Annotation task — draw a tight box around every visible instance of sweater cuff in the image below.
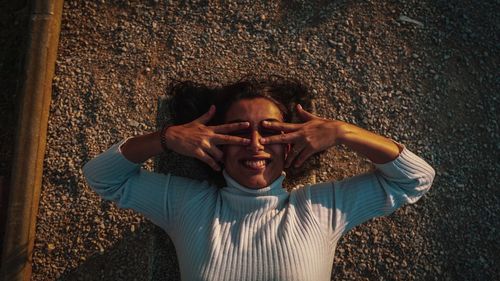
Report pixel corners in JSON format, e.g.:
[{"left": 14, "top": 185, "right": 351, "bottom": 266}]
[
  {"left": 118, "top": 136, "right": 136, "bottom": 155},
  {"left": 373, "top": 141, "right": 434, "bottom": 178},
  {"left": 83, "top": 137, "right": 141, "bottom": 180}
]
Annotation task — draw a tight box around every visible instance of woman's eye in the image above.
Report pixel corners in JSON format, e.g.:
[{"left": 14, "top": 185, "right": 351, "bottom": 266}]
[
  {"left": 229, "top": 130, "right": 251, "bottom": 137},
  {"left": 259, "top": 129, "right": 280, "bottom": 137},
  {"left": 228, "top": 129, "right": 280, "bottom": 138}
]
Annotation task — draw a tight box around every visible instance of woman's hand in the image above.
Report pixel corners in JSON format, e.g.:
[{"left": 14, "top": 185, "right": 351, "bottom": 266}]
[
  {"left": 164, "top": 105, "right": 251, "bottom": 171},
  {"left": 260, "top": 104, "right": 345, "bottom": 168}
]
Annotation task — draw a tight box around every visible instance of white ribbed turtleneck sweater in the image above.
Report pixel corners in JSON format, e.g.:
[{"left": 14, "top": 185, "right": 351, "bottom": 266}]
[{"left": 82, "top": 138, "right": 435, "bottom": 281}]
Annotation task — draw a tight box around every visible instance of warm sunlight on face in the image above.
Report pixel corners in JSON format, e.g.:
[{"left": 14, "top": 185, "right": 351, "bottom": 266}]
[{"left": 222, "top": 98, "right": 288, "bottom": 189}]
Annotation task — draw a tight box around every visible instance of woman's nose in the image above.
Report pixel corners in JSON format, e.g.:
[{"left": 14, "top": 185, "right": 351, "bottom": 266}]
[{"left": 247, "top": 130, "right": 264, "bottom": 152}]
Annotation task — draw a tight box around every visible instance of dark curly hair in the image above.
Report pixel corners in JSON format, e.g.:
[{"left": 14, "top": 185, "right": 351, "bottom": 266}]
[{"left": 166, "top": 75, "right": 319, "bottom": 188}]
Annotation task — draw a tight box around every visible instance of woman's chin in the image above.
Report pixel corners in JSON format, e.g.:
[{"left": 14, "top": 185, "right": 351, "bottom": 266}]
[
  {"left": 229, "top": 167, "right": 282, "bottom": 189},
  {"left": 244, "top": 174, "right": 280, "bottom": 189},
  {"left": 245, "top": 178, "right": 267, "bottom": 189}
]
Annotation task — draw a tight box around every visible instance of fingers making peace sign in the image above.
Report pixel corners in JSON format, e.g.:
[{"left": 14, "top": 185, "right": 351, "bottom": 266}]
[
  {"left": 164, "top": 104, "right": 345, "bottom": 171},
  {"left": 163, "top": 105, "right": 251, "bottom": 171},
  {"left": 260, "top": 104, "right": 344, "bottom": 168}
]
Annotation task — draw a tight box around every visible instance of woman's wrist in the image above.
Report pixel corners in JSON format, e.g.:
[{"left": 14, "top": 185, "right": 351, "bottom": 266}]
[
  {"left": 120, "top": 131, "right": 165, "bottom": 164},
  {"left": 334, "top": 122, "right": 401, "bottom": 164},
  {"left": 332, "top": 120, "right": 351, "bottom": 146},
  {"left": 160, "top": 125, "right": 173, "bottom": 152}
]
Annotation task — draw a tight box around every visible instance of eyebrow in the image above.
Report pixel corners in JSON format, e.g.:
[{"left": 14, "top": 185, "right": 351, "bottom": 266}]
[{"left": 226, "top": 118, "right": 281, "bottom": 124}]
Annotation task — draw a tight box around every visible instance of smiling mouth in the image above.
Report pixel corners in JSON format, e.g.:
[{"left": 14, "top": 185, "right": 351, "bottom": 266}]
[{"left": 240, "top": 159, "right": 272, "bottom": 170}]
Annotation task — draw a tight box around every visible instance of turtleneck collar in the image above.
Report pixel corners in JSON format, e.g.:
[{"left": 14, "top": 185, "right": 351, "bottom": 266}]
[
  {"left": 222, "top": 170, "right": 287, "bottom": 196},
  {"left": 220, "top": 170, "right": 289, "bottom": 215}
]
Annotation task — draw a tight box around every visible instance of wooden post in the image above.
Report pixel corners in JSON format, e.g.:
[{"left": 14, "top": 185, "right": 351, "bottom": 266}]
[{"left": 0, "top": 1, "right": 64, "bottom": 280}]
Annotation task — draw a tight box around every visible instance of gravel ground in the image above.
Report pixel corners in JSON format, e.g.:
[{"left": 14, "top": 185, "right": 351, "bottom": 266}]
[{"left": 30, "top": 0, "right": 498, "bottom": 280}]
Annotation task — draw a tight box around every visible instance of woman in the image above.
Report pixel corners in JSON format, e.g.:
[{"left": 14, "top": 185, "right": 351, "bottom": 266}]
[{"left": 83, "top": 77, "right": 435, "bottom": 281}]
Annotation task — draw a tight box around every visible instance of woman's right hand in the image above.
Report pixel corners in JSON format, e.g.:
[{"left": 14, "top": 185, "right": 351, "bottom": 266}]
[{"left": 163, "top": 105, "right": 250, "bottom": 171}]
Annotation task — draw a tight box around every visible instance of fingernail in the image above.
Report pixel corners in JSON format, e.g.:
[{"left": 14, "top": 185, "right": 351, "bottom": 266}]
[
  {"left": 297, "top": 104, "right": 302, "bottom": 110},
  {"left": 260, "top": 138, "right": 267, "bottom": 144},
  {"left": 262, "top": 121, "right": 269, "bottom": 126}
]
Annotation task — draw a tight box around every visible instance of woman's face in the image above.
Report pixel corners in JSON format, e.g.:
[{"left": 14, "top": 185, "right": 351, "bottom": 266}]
[{"left": 222, "top": 98, "right": 289, "bottom": 189}]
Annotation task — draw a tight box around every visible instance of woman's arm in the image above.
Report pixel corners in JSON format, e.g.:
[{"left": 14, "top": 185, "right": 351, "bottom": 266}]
[
  {"left": 262, "top": 104, "right": 435, "bottom": 238},
  {"left": 83, "top": 105, "right": 250, "bottom": 233},
  {"left": 120, "top": 105, "right": 250, "bottom": 169},
  {"left": 82, "top": 138, "right": 173, "bottom": 231},
  {"left": 120, "top": 130, "right": 163, "bottom": 163},
  {"left": 260, "top": 104, "right": 404, "bottom": 166},
  {"left": 308, "top": 147, "right": 435, "bottom": 238},
  {"left": 335, "top": 121, "right": 404, "bottom": 164}
]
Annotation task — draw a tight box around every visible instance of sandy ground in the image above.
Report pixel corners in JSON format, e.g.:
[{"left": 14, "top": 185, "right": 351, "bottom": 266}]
[{"left": 1, "top": 0, "right": 497, "bottom": 280}]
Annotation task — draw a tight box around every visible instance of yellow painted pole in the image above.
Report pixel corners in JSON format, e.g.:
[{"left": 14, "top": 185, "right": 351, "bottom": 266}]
[{"left": 0, "top": 1, "right": 63, "bottom": 280}]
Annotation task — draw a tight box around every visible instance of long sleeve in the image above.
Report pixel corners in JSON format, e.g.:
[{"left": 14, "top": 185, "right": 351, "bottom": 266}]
[
  {"left": 82, "top": 138, "right": 216, "bottom": 234},
  {"left": 307, "top": 143, "right": 435, "bottom": 240}
]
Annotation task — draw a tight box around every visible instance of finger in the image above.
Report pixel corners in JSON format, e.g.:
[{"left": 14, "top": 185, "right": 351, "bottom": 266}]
[
  {"left": 296, "top": 104, "right": 317, "bottom": 121},
  {"left": 261, "top": 120, "right": 301, "bottom": 132},
  {"left": 285, "top": 145, "right": 304, "bottom": 168},
  {"left": 195, "top": 149, "right": 221, "bottom": 171},
  {"left": 260, "top": 132, "right": 300, "bottom": 144},
  {"left": 211, "top": 121, "right": 250, "bottom": 134},
  {"left": 206, "top": 146, "right": 224, "bottom": 162},
  {"left": 212, "top": 134, "right": 251, "bottom": 145},
  {"left": 294, "top": 149, "right": 315, "bottom": 168},
  {"left": 194, "top": 105, "right": 215, "bottom": 124}
]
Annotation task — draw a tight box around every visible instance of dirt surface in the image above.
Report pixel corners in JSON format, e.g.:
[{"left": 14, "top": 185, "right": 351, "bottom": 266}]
[{"left": 23, "top": 0, "right": 499, "bottom": 280}]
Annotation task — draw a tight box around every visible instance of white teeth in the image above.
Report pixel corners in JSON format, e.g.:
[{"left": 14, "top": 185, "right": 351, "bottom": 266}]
[{"left": 243, "top": 160, "right": 267, "bottom": 168}]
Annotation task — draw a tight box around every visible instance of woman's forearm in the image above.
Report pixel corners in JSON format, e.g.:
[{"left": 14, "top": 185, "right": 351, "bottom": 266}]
[
  {"left": 119, "top": 121, "right": 402, "bottom": 165},
  {"left": 120, "top": 131, "right": 164, "bottom": 164},
  {"left": 336, "top": 122, "right": 403, "bottom": 164}
]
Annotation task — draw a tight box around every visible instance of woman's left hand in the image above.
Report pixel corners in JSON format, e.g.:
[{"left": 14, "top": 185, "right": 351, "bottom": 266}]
[{"left": 260, "top": 104, "right": 345, "bottom": 168}]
